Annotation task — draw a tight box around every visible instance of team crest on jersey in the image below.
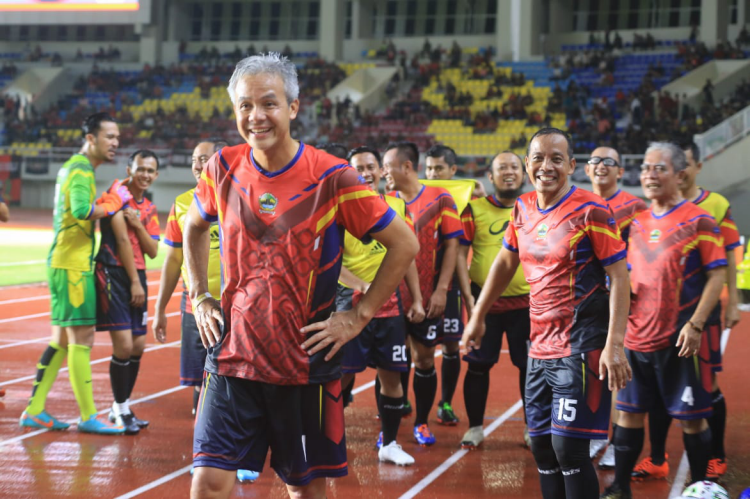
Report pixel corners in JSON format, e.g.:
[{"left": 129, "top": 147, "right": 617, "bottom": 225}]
[
  {"left": 649, "top": 229, "right": 661, "bottom": 242},
  {"left": 537, "top": 223, "right": 549, "bottom": 239},
  {"left": 259, "top": 192, "right": 277, "bottom": 215}
]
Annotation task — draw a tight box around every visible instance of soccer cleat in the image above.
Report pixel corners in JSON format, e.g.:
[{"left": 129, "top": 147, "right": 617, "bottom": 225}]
[
  {"left": 19, "top": 410, "right": 70, "bottom": 431},
  {"left": 130, "top": 409, "right": 149, "bottom": 429},
  {"left": 376, "top": 431, "right": 383, "bottom": 449},
  {"left": 631, "top": 456, "right": 669, "bottom": 481},
  {"left": 413, "top": 424, "right": 436, "bottom": 446},
  {"left": 590, "top": 438, "right": 608, "bottom": 458},
  {"left": 598, "top": 444, "right": 615, "bottom": 469},
  {"left": 436, "top": 401, "right": 459, "bottom": 426},
  {"left": 113, "top": 413, "right": 140, "bottom": 435},
  {"left": 706, "top": 458, "right": 727, "bottom": 479},
  {"left": 77, "top": 414, "right": 125, "bottom": 435},
  {"left": 599, "top": 484, "right": 632, "bottom": 499},
  {"left": 379, "top": 441, "right": 415, "bottom": 466},
  {"left": 237, "top": 469, "right": 259, "bottom": 482},
  {"left": 460, "top": 425, "right": 484, "bottom": 449},
  {"left": 402, "top": 400, "right": 412, "bottom": 418}
]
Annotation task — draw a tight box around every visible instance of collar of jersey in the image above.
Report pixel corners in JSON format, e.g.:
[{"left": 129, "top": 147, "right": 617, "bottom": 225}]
[
  {"left": 537, "top": 185, "right": 576, "bottom": 215},
  {"left": 489, "top": 194, "right": 514, "bottom": 208},
  {"left": 249, "top": 142, "right": 304, "bottom": 178},
  {"left": 692, "top": 187, "right": 708, "bottom": 204},
  {"left": 605, "top": 189, "right": 621, "bottom": 202},
  {"left": 651, "top": 198, "right": 687, "bottom": 219},
  {"left": 402, "top": 184, "right": 425, "bottom": 205}
]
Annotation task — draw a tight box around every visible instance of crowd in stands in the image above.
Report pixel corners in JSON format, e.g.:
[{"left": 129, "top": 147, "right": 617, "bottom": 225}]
[{"left": 3, "top": 35, "right": 750, "bottom": 169}]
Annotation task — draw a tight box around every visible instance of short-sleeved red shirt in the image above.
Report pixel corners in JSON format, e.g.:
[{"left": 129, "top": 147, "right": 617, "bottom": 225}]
[
  {"left": 503, "top": 186, "right": 626, "bottom": 359},
  {"left": 605, "top": 189, "right": 647, "bottom": 244},
  {"left": 96, "top": 192, "right": 160, "bottom": 270},
  {"left": 194, "top": 143, "right": 395, "bottom": 385},
  {"left": 389, "top": 185, "right": 463, "bottom": 310},
  {"left": 626, "top": 201, "right": 727, "bottom": 352}
]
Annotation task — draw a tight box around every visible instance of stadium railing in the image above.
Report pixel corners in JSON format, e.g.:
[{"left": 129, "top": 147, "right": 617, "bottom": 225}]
[{"left": 694, "top": 104, "right": 750, "bottom": 160}]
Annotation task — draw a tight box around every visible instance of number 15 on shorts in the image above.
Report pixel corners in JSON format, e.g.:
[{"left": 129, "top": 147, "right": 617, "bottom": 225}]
[{"left": 557, "top": 398, "right": 577, "bottom": 422}]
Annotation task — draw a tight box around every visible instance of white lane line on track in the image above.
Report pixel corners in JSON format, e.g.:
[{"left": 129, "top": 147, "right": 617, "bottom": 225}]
[
  {"left": 0, "top": 290, "right": 181, "bottom": 326},
  {"left": 0, "top": 329, "right": 181, "bottom": 388},
  {"left": 112, "top": 352, "right": 449, "bottom": 497},
  {"left": 115, "top": 465, "right": 194, "bottom": 499},
  {"left": 0, "top": 277, "right": 164, "bottom": 306},
  {"left": 0, "top": 384, "right": 189, "bottom": 449},
  {"left": 0, "top": 260, "right": 46, "bottom": 267},
  {"left": 399, "top": 399, "right": 524, "bottom": 499},
  {"left": 667, "top": 327, "right": 731, "bottom": 499}
]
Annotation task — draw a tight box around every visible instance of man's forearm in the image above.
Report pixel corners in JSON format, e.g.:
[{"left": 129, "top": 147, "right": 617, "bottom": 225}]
[
  {"left": 456, "top": 245, "right": 472, "bottom": 301},
  {"left": 726, "top": 250, "right": 738, "bottom": 306},
  {"left": 435, "top": 238, "right": 458, "bottom": 292},
  {"left": 134, "top": 224, "right": 159, "bottom": 258},
  {"left": 404, "top": 261, "right": 422, "bottom": 304},
  {"left": 472, "top": 248, "right": 518, "bottom": 318},
  {"left": 690, "top": 269, "right": 727, "bottom": 328},
  {"left": 184, "top": 215, "right": 211, "bottom": 301},
  {"left": 606, "top": 266, "right": 630, "bottom": 347},
  {"left": 112, "top": 213, "right": 139, "bottom": 281},
  {"left": 155, "top": 249, "right": 183, "bottom": 313},
  {"left": 356, "top": 239, "right": 416, "bottom": 321}
]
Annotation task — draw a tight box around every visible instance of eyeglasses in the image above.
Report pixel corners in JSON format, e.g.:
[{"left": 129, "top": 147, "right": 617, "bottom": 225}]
[{"left": 587, "top": 157, "right": 619, "bottom": 167}]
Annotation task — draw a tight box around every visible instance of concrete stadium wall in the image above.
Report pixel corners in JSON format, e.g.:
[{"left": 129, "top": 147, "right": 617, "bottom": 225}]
[
  {"left": 700, "top": 132, "right": 750, "bottom": 235},
  {"left": 662, "top": 60, "right": 750, "bottom": 110},
  {"left": 342, "top": 34, "right": 498, "bottom": 62},
  {"left": 327, "top": 67, "right": 398, "bottom": 114}
]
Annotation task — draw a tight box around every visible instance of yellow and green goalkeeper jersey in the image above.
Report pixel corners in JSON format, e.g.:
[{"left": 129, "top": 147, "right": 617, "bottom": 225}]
[
  {"left": 48, "top": 154, "right": 97, "bottom": 272},
  {"left": 341, "top": 195, "right": 413, "bottom": 285}
]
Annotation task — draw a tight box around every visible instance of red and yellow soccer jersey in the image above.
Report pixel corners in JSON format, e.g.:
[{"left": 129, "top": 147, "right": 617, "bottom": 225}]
[
  {"left": 96, "top": 191, "right": 160, "bottom": 270},
  {"left": 503, "top": 186, "right": 626, "bottom": 359},
  {"left": 605, "top": 189, "right": 647, "bottom": 244},
  {"left": 389, "top": 184, "right": 463, "bottom": 310},
  {"left": 461, "top": 195, "right": 529, "bottom": 313},
  {"left": 341, "top": 195, "right": 413, "bottom": 318},
  {"left": 163, "top": 188, "right": 222, "bottom": 313},
  {"left": 627, "top": 201, "right": 727, "bottom": 352},
  {"left": 194, "top": 143, "right": 395, "bottom": 385},
  {"left": 691, "top": 188, "right": 740, "bottom": 326}
]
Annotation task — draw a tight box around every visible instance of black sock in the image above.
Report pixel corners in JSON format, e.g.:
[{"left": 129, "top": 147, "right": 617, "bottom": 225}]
[
  {"left": 684, "top": 428, "right": 712, "bottom": 481},
  {"left": 379, "top": 394, "right": 403, "bottom": 445},
  {"left": 401, "top": 349, "right": 411, "bottom": 404},
  {"left": 374, "top": 375, "right": 381, "bottom": 411},
  {"left": 342, "top": 376, "right": 355, "bottom": 408},
  {"left": 440, "top": 352, "right": 461, "bottom": 406},
  {"left": 708, "top": 389, "right": 726, "bottom": 459},
  {"left": 463, "top": 364, "right": 490, "bottom": 427},
  {"left": 109, "top": 355, "right": 131, "bottom": 404},
  {"left": 193, "top": 387, "right": 201, "bottom": 414},
  {"left": 530, "top": 435, "right": 565, "bottom": 499},
  {"left": 648, "top": 403, "right": 672, "bottom": 464},
  {"left": 126, "top": 355, "right": 141, "bottom": 400},
  {"left": 413, "top": 367, "right": 437, "bottom": 426},
  {"left": 613, "top": 426, "right": 645, "bottom": 493},
  {"left": 552, "top": 435, "right": 599, "bottom": 499}
]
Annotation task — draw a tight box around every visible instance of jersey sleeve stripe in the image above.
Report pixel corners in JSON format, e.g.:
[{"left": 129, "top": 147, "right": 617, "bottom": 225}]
[
  {"left": 705, "top": 259, "right": 728, "bottom": 270},
  {"left": 367, "top": 207, "right": 396, "bottom": 234},
  {"left": 600, "top": 249, "right": 627, "bottom": 267},
  {"left": 459, "top": 238, "right": 472, "bottom": 246},
  {"left": 164, "top": 239, "right": 182, "bottom": 248},
  {"left": 726, "top": 241, "right": 742, "bottom": 250},
  {"left": 318, "top": 163, "right": 348, "bottom": 180},
  {"left": 573, "top": 200, "right": 609, "bottom": 212},
  {"left": 502, "top": 239, "right": 519, "bottom": 252},
  {"left": 444, "top": 229, "right": 463, "bottom": 240},
  {"left": 193, "top": 192, "right": 218, "bottom": 222}
]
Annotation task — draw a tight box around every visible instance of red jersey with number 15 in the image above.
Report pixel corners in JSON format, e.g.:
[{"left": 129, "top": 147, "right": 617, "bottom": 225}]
[
  {"left": 194, "top": 143, "right": 395, "bottom": 385},
  {"left": 503, "top": 186, "right": 626, "bottom": 359}
]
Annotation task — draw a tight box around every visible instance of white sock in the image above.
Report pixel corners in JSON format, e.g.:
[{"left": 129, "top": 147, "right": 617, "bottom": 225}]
[{"left": 112, "top": 401, "right": 129, "bottom": 417}]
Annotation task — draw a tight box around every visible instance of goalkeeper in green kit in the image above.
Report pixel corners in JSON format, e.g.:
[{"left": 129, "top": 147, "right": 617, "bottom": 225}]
[{"left": 20, "top": 113, "right": 133, "bottom": 434}]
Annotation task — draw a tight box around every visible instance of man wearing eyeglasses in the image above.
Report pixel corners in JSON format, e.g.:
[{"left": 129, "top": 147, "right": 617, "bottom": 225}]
[
  {"left": 601, "top": 142, "right": 726, "bottom": 499},
  {"left": 585, "top": 147, "right": 647, "bottom": 470},
  {"left": 585, "top": 148, "right": 647, "bottom": 247}
]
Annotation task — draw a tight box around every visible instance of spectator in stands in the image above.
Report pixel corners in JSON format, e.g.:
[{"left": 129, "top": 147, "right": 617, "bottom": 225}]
[
  {"left": 0, "top": 182, "right": 9, "bottom": 222},
  {"left": 614, "top": 32, "right": 623, "bottom": 50}
]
